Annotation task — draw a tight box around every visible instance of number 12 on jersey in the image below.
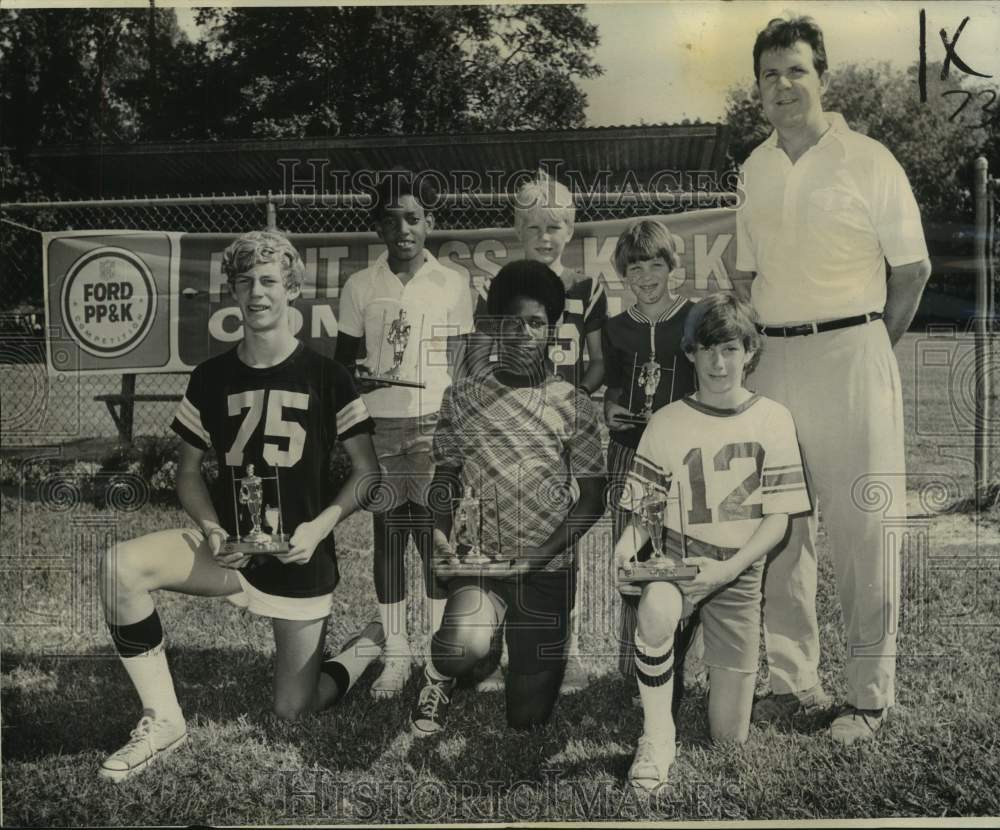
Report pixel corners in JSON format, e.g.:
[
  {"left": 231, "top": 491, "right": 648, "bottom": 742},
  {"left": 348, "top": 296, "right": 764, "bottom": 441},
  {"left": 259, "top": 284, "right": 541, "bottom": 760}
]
[{"left": 681, "top": 441, "right": 764, "bottom": 525}]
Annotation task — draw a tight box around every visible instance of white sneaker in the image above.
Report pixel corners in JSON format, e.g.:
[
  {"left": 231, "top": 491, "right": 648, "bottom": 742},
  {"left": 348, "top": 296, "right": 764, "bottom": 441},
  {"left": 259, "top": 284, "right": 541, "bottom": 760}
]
[
  {"left": 372, "top": 645, "right": 413, "bottom": 699},
  {"left": 99, "top": 711, "right": 188, "bottom": 783},
  {"left": 628, "top": 734, "right": 675, "bottom": 794},
  {"left": 476, "top": 665, "right": 504, "bottom": 693}
]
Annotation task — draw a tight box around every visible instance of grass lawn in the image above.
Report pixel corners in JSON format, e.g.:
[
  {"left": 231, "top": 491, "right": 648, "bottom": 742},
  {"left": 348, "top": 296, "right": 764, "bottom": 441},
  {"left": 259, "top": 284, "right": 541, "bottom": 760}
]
[{"left": 2, "top": 331, "right": 999, "bottom": 825}]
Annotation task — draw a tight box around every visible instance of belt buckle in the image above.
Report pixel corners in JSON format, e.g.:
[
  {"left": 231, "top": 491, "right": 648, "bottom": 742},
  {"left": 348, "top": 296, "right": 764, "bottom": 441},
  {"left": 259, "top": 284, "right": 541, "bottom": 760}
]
[{"left": 790, "top": 323, "right": 815, "bottom": 336}]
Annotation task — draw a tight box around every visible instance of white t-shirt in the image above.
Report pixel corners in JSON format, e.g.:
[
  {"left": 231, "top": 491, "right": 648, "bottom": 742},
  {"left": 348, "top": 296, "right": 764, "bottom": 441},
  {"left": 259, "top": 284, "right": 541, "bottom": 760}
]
[
  {"left": 621, "top": 394, "right": 811, "bottom": 550},
  {"left": 736, "top": 112, "right": 929, "bottom": 326},
  {"left": 338, "top": 250, "right": 475, "bottom": 417}
]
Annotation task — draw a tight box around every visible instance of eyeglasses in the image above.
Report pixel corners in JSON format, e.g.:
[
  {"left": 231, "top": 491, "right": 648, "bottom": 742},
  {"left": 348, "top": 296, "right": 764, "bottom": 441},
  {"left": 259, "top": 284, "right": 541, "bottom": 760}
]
[{"left": 497, "top": 316, "right": 550, "bottom": 336}]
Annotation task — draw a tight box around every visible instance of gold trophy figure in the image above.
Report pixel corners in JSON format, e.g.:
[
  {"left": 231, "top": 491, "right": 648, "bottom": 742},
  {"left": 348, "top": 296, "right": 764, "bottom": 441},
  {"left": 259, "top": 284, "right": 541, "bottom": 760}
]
[
  {"left": 434, "top": 483, "right": 514, "bottom": 577},
  {"left": 454, "top": 486, "right": 489, "bottom": 565},
  {"left": 638, "top": 357, "right": 661, "bottom": 420},
  {"left": 619, "top": 352, "right": 678, "bottom": 428},
  {"left": 617, "top": 481, "right": 699, "bottom": 591},
  {"left": 238, "top": 465, "right": 269, "bottom": 543},
  {"left": 385, "top": 309, "right": 411, "bottom": 379},
  {"left": 222, "top": 464, "right": 290, "bottom": 555},
  {"left": 358, "top": 307, "right": 426, "bottom": 389}
]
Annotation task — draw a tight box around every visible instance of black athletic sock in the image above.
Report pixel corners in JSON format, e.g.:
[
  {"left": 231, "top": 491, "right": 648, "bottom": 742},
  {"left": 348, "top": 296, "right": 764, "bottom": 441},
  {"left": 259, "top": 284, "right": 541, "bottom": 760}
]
[
  {"left": 108, "top": 611, "right": 164, "bottom": 658},
  {"left": 319, "top": 659, "right": 352, "bottom": 705}
]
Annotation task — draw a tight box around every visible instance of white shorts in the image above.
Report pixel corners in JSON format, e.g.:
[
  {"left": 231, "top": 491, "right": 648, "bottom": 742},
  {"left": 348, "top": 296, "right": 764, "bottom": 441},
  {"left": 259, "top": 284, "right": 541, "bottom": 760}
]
[{"left": 232, "top": 572, "right": 334, "bottom": 621}]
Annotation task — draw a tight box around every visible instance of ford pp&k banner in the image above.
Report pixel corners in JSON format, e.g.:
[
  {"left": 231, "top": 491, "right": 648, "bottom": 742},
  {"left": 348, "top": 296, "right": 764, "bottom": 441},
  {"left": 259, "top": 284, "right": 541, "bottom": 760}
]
[{"left": 43, "top": 208, "right": 740, "bottom": 375}]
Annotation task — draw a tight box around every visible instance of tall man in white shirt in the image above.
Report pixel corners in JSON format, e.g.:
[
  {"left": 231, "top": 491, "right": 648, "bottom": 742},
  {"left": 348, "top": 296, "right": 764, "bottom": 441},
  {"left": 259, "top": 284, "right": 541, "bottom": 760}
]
[{"left": 735, "top": 15, "right": 931, "bottom": 745}]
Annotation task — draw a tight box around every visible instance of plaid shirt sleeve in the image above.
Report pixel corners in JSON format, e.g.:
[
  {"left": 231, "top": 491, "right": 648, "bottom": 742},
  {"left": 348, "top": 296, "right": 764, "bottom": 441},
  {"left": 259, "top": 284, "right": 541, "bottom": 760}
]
[
  {"left": 431, "top": 383, "right": 462, "bottom": 467},
  {"left": 564, "top": 390, "right": 606, "bottom": 477}
]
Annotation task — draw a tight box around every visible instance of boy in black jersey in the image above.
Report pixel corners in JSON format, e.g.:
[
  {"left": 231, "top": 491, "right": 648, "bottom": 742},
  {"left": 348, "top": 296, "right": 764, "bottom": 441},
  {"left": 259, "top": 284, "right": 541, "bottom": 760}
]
[
  {"left": 602, "top": 220, "right": 697, "bottom": 681},
  {"left": 98, "top": 231, "right": 382, "bottom": 783}
]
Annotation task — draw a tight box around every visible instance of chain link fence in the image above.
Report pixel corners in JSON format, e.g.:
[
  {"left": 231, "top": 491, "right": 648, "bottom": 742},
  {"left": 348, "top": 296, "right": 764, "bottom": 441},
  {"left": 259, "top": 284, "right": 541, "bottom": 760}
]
[{"left": 1, "top": 192, "right": 732, "bottom": 452}]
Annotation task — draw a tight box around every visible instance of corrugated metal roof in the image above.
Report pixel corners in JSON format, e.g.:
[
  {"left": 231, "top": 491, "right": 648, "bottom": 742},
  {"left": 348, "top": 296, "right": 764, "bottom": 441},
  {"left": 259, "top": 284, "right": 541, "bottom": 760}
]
[{"left": 26, "top": 124, "right": 730, "bottom": 199}]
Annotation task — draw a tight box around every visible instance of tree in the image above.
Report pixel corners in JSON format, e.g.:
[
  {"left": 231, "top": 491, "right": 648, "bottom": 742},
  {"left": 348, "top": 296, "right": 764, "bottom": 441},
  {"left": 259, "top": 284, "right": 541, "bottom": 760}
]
[
  {"left": 194, "top": 5, "right": 602, "bottom": 138},
  {"left": 723, "top": 61, "right": 995, "bottom": 223},
  {"left": 0, "top": 7, "right": 191, "bottom": 154}
]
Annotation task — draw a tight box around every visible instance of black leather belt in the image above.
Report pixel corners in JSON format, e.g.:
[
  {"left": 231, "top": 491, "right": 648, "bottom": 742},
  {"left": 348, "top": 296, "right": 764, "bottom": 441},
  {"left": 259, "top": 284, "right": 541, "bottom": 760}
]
[{"left": 760, "top": 311, "right": 883, "bottom": 338}]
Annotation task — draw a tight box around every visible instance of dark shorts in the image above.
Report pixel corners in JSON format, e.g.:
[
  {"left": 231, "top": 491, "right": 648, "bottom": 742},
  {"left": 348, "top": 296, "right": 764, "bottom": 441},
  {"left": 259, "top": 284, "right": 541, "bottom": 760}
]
[{"left": 452, "top": 569, "right": 576, "bottom": 674}]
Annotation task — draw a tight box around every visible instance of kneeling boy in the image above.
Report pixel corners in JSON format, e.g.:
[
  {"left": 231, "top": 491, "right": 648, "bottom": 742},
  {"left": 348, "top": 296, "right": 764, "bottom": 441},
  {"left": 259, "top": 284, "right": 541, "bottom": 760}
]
[
  {"left": 98, "top": 230, "right": 382, "bottom": 783},
  {"left": 615, "top": 293, "right": 810, "bottom": 793},
  {"left": 411, "top": 260, "right": 607, "bottom": 735}
]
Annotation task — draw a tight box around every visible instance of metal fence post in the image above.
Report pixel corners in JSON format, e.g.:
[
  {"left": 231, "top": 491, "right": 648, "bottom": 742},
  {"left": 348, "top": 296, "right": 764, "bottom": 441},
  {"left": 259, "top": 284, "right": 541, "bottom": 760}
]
[
  {"left": 973, "top": 156, "right": 991, "bottom": 506},
  {"left": 266, "top": 192, "right": 277, "bottom": 231}
]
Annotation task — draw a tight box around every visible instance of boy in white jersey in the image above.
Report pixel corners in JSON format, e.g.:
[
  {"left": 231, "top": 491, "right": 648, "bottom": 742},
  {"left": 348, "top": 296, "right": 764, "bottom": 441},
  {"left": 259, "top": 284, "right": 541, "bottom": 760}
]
[
  {"left": 615, "top": 293, "right": 811, "bottom": 793},
  {"left": 336, "top": 172, "right": 474, "bottom": 699}
]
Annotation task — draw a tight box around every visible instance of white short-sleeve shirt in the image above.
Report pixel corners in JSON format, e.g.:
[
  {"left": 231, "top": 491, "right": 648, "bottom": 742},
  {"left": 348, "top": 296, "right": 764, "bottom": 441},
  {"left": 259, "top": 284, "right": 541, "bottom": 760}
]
[
  {"left": 339, "top": 250, "right": 475, "bottom": 417},
  {"left": 736, "top": 112, "right": 929, "bottom": 326}
]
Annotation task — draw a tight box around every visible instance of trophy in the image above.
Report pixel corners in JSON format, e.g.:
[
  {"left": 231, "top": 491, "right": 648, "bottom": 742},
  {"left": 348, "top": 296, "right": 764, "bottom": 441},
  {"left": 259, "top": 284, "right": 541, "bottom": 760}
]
[
  {"left": 617, "top": 353, "right": 678, "bottom": 427},
  {"left": 386, "top": 309, "right": 411, "bottom": 378},
  {"left": 617, "top": 481, "right": 700, "bottom": 591},
  {"left": 358, "top": 307, "right": 427, "bottom": 389},
  {"left": 433, "top": 484, "right": 515, "bottom": 577},
  {"left": 221, "top": 463, "right": 290, "bottom": 555}
]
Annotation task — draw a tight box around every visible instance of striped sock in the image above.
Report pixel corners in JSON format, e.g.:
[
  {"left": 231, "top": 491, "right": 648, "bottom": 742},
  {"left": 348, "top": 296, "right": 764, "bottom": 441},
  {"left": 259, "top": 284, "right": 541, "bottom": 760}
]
[{"left": 634, "top": 632, "right": 676, "bottom": 744}]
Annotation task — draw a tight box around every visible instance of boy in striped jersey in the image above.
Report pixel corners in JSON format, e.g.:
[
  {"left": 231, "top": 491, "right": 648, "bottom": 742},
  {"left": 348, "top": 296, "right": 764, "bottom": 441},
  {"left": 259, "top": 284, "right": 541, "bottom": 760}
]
[
  {"left": 98, "top": 231, "right": 383, "bottom": 783},
  {"left": 615, "top": 293, "right": 811, "bottom": 794}
]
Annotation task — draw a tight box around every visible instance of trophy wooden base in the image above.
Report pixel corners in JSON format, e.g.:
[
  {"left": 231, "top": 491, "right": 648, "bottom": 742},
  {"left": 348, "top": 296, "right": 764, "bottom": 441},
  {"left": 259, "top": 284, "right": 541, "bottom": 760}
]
[
  {"left": 615, "top": 528, "right": 739, "bottom": 591},
  {"left": 617, "top": 560, "right": 699, "bottom": 586},
  {"left": 357, "top": 373, "right": 427, "bottom": 389},
  {"left": 617, "top": 413, "right": 650, "bottom": 427},
  {"left": 432, "top": 556, "right": 517, "bottom": 578},
  {"left": 222, "top": 535, "right": 290, "bottom": 556}
]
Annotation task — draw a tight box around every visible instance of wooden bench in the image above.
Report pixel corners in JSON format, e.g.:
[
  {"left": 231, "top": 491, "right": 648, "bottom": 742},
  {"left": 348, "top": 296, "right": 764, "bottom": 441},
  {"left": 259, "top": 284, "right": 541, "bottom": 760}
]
[{"left": 94, "top": 375, "right": 181, "bottom": 444}]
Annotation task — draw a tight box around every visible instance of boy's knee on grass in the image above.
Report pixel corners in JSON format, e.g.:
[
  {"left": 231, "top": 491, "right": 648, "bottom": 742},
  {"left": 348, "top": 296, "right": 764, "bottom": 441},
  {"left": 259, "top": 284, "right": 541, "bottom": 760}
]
[
  {"left": 707, "top": 667, "right": 755, "bottom": 744},
  {"left": 506, "top": 709, "right": 551, "bottom": 730},
  {"left": 272, "top": 695, "right": 315, "bottom": 722},
  {"left": 710, "top": 722, "right": 750, "bottom": 744},
  {"left": 505, "top": 669, "right": 560, "bottom": 729}
]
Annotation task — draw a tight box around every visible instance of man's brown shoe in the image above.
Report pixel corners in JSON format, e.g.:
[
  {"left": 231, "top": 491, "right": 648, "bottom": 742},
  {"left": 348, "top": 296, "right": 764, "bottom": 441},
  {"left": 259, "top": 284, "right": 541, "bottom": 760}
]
[
  {"left": 830, "top": 706, "right": 887, "bottom": 745},
  {"left": 751, "top": 684, "right": 833, "bottom": 723}
]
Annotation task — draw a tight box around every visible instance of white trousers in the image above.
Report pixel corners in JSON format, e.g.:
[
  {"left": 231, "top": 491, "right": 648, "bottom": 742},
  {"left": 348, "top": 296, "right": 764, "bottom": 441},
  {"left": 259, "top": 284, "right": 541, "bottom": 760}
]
[{"left": 751, "top": 320, "right": 905, "bottom": 710}]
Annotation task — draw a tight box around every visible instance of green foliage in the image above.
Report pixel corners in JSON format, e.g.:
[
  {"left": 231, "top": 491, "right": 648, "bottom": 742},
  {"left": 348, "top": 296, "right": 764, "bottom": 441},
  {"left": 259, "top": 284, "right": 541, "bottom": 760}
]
[
  {"left": 0, "top": 7, "right": 189, "bottom": 152},
  {"left": 194, "top": 5, "right": 602, "bottom": 137},
  {"left": 0, "top": 5, "right": 601, "bottom": 156},
  {"left": 98, "top": 435, "right": 181, "bottom": 480}
]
